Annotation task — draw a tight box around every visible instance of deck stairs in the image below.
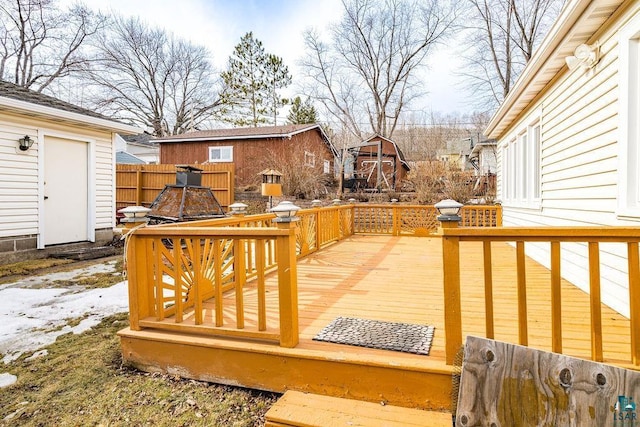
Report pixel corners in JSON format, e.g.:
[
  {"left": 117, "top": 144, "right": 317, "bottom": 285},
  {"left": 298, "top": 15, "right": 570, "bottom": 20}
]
[{"left": 265, "top": 391, "right": 453, "bottom": 427}]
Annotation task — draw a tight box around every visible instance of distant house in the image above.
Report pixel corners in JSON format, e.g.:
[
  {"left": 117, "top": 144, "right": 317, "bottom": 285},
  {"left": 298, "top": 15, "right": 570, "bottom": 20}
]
[
  {"left": 345, "top": 134, "right": 410, "bottom": 191},
  {"left": 436, "top": 138, "right": 475, "bottom": 172},
  {"left": 469, "top": 139, "right": 497, "bottom": 176},
  {"left": 115, "top": 133, "right": 159, "bottom": 164},
  {"left": 0, "top": 80, "right": 141, "bottom": 257},
  {"left": 115, "top": 150, "right": 146, "bottom": 164},
  {"left": 156, "top": 124, "right": 337, "bottom": 186},
  {"left": 485, "top": 0, "right": 640, "bottom": 315},
  {"left": 469, "top": 138, "right": 497, "bottom": 199}
]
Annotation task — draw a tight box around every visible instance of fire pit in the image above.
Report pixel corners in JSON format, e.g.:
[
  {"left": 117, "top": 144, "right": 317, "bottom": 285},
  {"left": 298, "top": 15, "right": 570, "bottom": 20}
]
[{"left": 147, "top": 165, "right": 226, "bottom": 223}]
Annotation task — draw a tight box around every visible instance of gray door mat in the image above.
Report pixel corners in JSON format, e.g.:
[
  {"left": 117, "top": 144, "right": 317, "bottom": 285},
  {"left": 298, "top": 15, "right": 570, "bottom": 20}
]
[{"left": 313, "top": 316, "right": 435, "bottom": 355}]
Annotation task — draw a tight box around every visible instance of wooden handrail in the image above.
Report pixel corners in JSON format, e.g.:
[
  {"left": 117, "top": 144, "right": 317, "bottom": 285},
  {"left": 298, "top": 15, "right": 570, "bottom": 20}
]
[{"left": 440, "top": 225, "right": 640, "bottom": 367}]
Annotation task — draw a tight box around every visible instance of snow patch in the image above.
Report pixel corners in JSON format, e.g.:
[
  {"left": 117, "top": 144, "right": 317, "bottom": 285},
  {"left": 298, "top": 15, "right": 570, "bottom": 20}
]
[
  {"left": 0, "top": 261, "right": 129, "bottom": 364},
  {"left": 0, "top": 372, "right": 17, "bottom": 388}
]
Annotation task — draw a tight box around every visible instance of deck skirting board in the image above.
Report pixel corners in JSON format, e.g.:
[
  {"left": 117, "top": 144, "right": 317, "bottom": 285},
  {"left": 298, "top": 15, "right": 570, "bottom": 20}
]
[{"left": 119, "top": 328, "right": 453, "bottom": 411}]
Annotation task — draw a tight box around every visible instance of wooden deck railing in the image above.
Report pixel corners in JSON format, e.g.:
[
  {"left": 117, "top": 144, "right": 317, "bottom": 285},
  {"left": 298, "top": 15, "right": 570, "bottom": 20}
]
[
  {"left": 125, "top": 225, "right": 299, "bottom": 347},
  {"left": 124, "top": 203, "right": 500, "bottom": 348},
  {"left": 440, "top": 226, "right": 640, "bottom": 367},
  {"left": 353, "top": 204, "right": 501, "bottom": 235}
]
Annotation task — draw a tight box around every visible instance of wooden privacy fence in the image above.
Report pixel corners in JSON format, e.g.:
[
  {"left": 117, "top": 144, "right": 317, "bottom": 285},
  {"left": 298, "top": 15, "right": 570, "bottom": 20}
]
[
  {"left": 116, "top": 164, "right": 235, "bottom": 211},
  {"left": 440, "top": 226, "right": 640, "bottom": 368}
]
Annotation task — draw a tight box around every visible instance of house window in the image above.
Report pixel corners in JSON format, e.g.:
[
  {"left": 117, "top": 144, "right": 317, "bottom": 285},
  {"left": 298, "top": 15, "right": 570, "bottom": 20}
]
[
  {"left": 531, "top": 122, "right": 541, "bottom": 199},
  {"left": 618, "top": 13, "right": 640, "bottom": 218},
  {"left": 501, "top": 116, "right": 541, "bottom": 207},
  {"left": 323, "top": 159, "right": 331, "bottom": 174},
  {"left": 304, "top": 151, "right": 315, "bottom": 167},
  {"left": 208, "top": 146, "right": 233, "bottom": 162}
]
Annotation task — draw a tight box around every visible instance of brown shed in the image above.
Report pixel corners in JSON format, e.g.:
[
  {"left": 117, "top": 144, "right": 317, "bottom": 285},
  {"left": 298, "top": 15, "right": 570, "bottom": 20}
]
[
  {"left": 156, "top": 124, "right": 337, "bottom": 187},
  {"left": 345, "top": 134, "right": 410, "bottom": 191}
]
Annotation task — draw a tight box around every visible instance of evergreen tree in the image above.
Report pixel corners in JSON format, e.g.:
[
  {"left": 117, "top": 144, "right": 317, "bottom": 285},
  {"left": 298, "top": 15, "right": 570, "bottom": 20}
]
[
  {"left": 265, "top": 54, "right": 292, "bottom": 124},
  {"left": 220, "top": 32, "right": 291, "bottom": 127},
  {"left": 287, "top": 96, "right": 318, "bottom": 124}
]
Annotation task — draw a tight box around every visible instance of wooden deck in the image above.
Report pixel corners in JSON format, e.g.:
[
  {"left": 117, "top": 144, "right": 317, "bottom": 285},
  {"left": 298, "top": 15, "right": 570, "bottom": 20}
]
[{"left": 119, "top": 234, "right": 632, "bottom": 413}]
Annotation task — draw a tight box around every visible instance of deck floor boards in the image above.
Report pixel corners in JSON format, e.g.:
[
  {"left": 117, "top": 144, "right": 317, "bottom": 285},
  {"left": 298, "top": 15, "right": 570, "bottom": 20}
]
[{"left": 171, "top": 234, "right": 631, "bottom": 364}]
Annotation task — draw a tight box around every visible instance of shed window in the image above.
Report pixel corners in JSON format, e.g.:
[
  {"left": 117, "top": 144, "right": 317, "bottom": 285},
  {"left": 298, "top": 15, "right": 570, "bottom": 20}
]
[
  {"left": 324, "top": 159, "right": 331, "bottom": 174},
  {"left": 304, "top": 151, "right": 315, "bottom": 167},
  {"left": 209, "top": 146, "right": 233, "bottom": 162},
  {"left": 618, "top": 13, "right": 640, "bottom": 218}
]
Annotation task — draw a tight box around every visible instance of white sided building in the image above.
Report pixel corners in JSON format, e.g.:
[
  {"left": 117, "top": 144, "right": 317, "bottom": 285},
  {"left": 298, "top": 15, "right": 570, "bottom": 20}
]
[
  {"left": 0, "top": 81, "right": 141, "bottom": 258},
  {"left": 486, "top": 0, "right": 640, "bottom": 316}
]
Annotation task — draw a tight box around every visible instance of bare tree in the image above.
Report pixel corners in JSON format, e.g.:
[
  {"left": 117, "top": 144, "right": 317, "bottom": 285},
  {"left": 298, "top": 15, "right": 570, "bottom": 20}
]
[
  {"left": 87, "top": 16, "right": 220, "bottom": 136},
  {"left": 0, "top": 0, "right": 105, "bottom": 93},
  {"left": 301, "top": 0, "right": 457, "bottom": 140},
  {"left": 460, "top": 0, "right": 563, "bottom": 111}
]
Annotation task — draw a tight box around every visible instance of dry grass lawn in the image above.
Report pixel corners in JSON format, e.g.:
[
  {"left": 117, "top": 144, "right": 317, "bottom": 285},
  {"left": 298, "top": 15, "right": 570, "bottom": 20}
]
[{"left": 0, "top": 256, "right": 279, "bottom": 426}]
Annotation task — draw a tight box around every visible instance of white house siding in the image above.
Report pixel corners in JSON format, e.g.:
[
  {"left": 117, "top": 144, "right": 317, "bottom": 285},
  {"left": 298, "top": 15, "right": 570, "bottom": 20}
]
[
  {"left": 0, "top": 116, "right": 39, "bottom": 251},
  {"left": 0, "top": 110, "right": 116, "bottom": 251},
  {"left": 497, "top": 4, "right": 640, "bottom": 317}
]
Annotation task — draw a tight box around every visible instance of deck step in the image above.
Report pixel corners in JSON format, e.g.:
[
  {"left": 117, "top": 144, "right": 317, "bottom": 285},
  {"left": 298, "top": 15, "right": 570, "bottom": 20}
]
[{"left": 265, "top": 391, "right": 452, "bottom": 427}]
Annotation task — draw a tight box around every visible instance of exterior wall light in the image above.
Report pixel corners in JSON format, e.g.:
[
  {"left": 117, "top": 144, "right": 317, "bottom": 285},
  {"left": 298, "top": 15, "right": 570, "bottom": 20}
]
[
  {"left": 270, "top": 200, "right": 301, "bottom": 223},
  {"left": 18, "top": 135, "right": 34, "bottom": 151},
  {"left": 565, "top": 42, "right": 600, "bottom": 71},
  {"left": 434, "top": 199, "right": 463, "bottom": 221},
  {"left": 228, "top": 202, "right": 248, "bottom": 216}
]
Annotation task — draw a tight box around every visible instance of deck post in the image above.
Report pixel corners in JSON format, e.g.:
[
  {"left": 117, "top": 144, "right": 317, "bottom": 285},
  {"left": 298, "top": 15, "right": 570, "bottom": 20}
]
[
  {"left": 392, "top": 205, "right": 400, "bottom": 236},
  {"left": 275, "top": 220, "right": 300, "bottom": 348},
  {"left": 440, "top": 220, "right": 462, "bottom": 365}
]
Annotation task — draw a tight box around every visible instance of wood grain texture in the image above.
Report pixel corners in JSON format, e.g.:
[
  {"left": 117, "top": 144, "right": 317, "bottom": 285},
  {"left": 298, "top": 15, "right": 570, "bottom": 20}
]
[
  {"left": 456, "top": 336, "right": 640, "bottom": 427},
  {"left": 266, "top": 391, "right": 452, "bottom": 427}
]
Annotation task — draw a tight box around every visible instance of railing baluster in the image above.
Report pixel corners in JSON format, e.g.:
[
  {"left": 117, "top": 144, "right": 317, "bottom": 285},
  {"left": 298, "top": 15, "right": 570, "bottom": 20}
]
[
  {"left": 173, "top": 238, "right": 183, "bottom": 323},
  {"left": 588, "top": 242, "right": 603, "bottom": 362},
  {"left": 516, "top": 241, "right": 528, "bottom": 346},
  {"left": 155, "top": 239, "right": 165, "bottom": 321},
  {"left": 214, "top": 239, "right": 223, "bottom": 327},
  {"left": 483, "top": 240, "right": 494, "bottom": 339},
  {"left": 234, "top": 239, "right": 246, "bottom": 329},
  {"left": 628, "top": 242, "right": 640, "bottom": 365},
  {"left": 193, "top": 239, "right": 203, "bottom": 325},
  {"left": 550, "top": 241, "right": 562, "bottom": 354},
  {"left": 144, "top": 238, "right": 155, "bottom": 317},
  {"left": 256, "top": 239, "right": 267, "bottom": 331}
]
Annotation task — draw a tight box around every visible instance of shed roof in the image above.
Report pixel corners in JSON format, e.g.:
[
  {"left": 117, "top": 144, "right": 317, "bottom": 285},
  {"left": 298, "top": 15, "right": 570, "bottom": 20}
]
[
  {"left": 154, "top": 124, "right": 327, "bottom": 142},
  {"left": 485, "top": 0, "right": 625, "bottom": 139},
  {"left": 0, "top": 80, "right": 141, "bottom": 134},
  {"left": 154, "top": 123, "right": 337, "bottom": 157}
]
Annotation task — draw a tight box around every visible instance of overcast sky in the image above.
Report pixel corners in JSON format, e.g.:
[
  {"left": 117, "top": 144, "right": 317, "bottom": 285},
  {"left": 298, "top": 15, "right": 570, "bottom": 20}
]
[{"left": 84, "top": 0, "right": 470, "bottom": 118}]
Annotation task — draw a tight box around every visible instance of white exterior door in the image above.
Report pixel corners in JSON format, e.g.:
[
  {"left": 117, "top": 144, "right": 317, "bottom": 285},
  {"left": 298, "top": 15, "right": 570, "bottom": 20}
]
[{"left": 44, "top": 136, "right": 89, "bottom": 245}]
